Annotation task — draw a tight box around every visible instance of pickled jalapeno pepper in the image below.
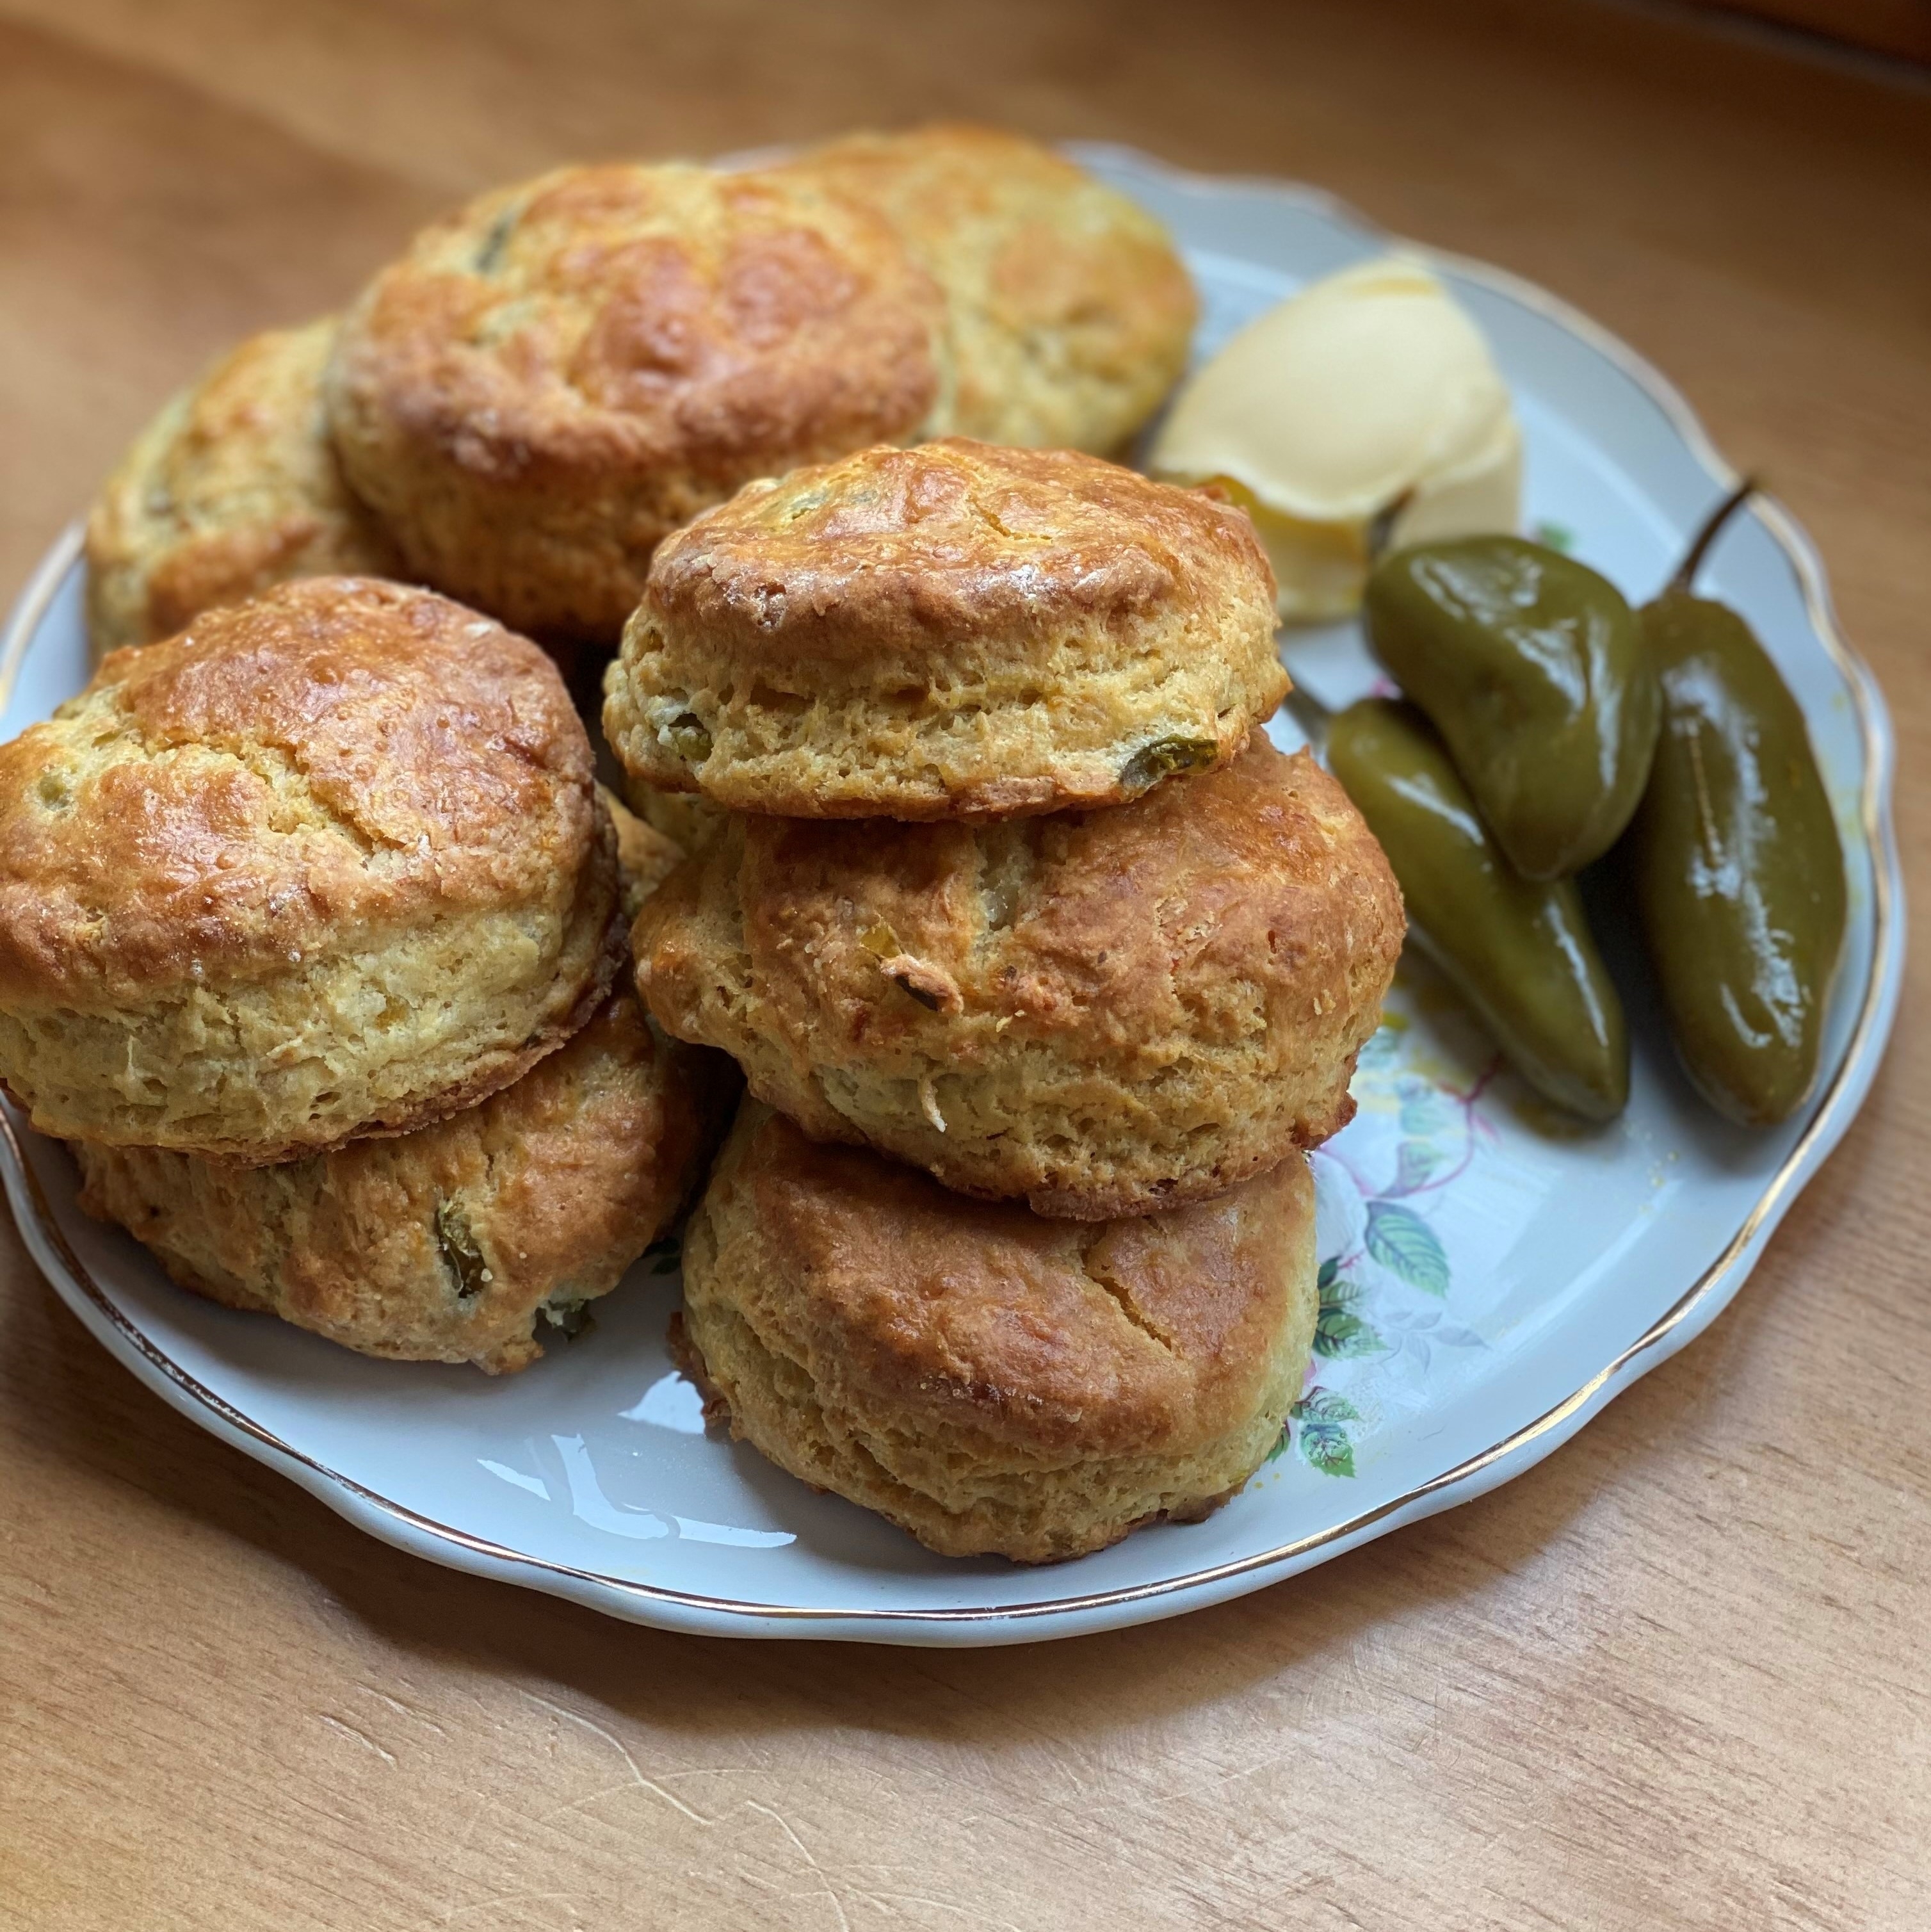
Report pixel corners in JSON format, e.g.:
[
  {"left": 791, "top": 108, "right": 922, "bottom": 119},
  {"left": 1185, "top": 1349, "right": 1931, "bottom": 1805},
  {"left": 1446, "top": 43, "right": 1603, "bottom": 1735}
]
[
  {"left": 1327, "top": 696, "right": 1629, "bottom": 1122},
  {"left": 1364, "top": 537, "right": 1659, "bottom": 881},
  {"left": 1626, "top": 485, "right": 1847, "bottom": 1126}
]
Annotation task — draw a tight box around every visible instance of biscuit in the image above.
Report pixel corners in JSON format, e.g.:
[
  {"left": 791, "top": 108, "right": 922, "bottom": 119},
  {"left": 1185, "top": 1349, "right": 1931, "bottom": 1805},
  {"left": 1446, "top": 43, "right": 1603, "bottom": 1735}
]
[
  {"left": 325, "top": 163, "right": 946, "bottom": 643},
  {"left": 602, "top": 439, "right": 1286, "bottom": 820},
  {"left": 616, "top": 772, "right": 728, "bottom": 861},
  {"left": 676, "top": 1102, "right": 1318, "bottom": 1562},
  {"left": 634, "top": 736, "right": 1404, "bottom": 1217},
  {"left": 74, "top": 985, "right": 729, "bottom": 1373},
  {"left": 602, "top": 785, "right": 686, "bottom": 921},
  {"left": 85, "top": 318, "right": 401, "bottom": 660},
  {"left": 781, "top": 124, "right": 1197, "bottom": 455},
  {"left": 0, "top": 578, "right": 622, "bottom": 1161}
]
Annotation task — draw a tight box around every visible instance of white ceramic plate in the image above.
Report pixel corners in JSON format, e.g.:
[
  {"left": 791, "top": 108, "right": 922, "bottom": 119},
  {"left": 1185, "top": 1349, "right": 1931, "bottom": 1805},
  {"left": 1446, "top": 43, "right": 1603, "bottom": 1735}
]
[{"left": 0, "top": 148, "right": 1902, "bottom": 1646}]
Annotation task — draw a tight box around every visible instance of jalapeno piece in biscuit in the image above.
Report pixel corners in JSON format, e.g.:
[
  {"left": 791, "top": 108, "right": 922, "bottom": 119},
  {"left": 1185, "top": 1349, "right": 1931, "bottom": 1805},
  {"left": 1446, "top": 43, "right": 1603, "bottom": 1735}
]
[
  {"left": 1364, "top": 537, "right": 1658, "bottom": 881},
  {"left": 1327, "top": 697, "right": 1628, "bottom": 1122},
  {"left": 1626, "top": 485, "right": 1847, "bottom": 1126}
]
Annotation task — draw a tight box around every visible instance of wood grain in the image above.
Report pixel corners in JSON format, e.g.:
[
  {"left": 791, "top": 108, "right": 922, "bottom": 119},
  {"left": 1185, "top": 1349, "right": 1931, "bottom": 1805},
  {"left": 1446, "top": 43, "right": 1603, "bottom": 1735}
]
[{"left": 0, "top": 3, "right": 1927, "bottom": 1927}]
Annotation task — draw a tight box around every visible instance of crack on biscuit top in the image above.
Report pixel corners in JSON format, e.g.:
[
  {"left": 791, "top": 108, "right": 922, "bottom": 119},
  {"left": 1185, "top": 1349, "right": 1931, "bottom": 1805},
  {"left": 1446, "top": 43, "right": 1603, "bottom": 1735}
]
[{"left": 1077, "top": 1230, "right": 1183, "bottom": 1359}]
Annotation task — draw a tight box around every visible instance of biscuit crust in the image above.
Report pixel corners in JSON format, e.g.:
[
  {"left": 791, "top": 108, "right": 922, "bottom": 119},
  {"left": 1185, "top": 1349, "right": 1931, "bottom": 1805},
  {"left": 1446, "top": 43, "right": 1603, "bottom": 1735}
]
[
  {"left": 326, "top": 163, "right": 945, "bottom": 642},
  {"left": 74, "top": 988, "right": 729, "bottom": 1374},
  {"left": 677, "top": 1103, "right": 1318, "bottom": 1562},
  {"left": 603, "top": 439, "right": 1286, "bottom": 820},
  {"left": 0, "top": 578, "right": 621, "bottom": 1160},
  {"left": 85, "top": 318, "right": 401, "bottom": 659},
  {"left": 780, "top": 124, "right": 1197, "bottom": 455},
  {"left": 634, "top": 736, "right": 1405, "bottom": 1217}
]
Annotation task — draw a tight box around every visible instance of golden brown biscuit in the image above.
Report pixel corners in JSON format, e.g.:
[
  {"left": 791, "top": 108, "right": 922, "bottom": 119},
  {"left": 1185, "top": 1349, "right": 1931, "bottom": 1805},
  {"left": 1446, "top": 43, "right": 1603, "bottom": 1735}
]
[
  {"left": 74, "top": 986, "right": 731, "bottom": 1374},
  {"left": 0, "top": 578, "right": 622, "bottom": 1162},
  {"left": 603, "top": 439, "right": 1286, "bottom": 820},
  {"left": 780, "top": 124, "right": 1197, "bottom": 455},
  {"left": 635, "top": 736, "right": 1404, "bottom": 1217},
  {"left": 677, "top": 1102, "right": 1318, "bottom": 1562},
  {"left": 325, "top": 163, "right": 945, "bottom": 643},
  {"left": 85, "top": 318, "right": 401, "bottom": 660}
]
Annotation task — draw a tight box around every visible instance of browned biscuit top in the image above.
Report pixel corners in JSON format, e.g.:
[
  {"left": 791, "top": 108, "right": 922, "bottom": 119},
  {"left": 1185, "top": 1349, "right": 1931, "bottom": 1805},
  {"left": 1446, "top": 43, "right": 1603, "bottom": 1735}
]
[
  {"left": 643, "top": 437, "right": 1273, "bottom": 667},
  {"left": 326, "top": 162, "right": 946, "bottom": 637},
  {"left": 84, "top": 318, "right": 402, "bottom": 657},
  {"left": 713, "top": 1103, "right": 1311, "bottom": 1461},
  {"left": 0, "top": 577, "right": 600, "bottom": 1008},
  {"left": 778, "top": 123, "right": 1199, "bottom": 450},
  {"left": 341, "top": 162, "right": 942, "bottom": 472},
  {"left": 365, "top": 160, "right": 938, "bottom": 466}
]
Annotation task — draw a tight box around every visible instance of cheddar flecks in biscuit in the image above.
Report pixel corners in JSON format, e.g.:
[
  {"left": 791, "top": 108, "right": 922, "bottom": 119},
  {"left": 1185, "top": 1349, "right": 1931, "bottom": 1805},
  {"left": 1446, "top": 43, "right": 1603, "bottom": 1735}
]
[
  {"left": 677, "top": 1103, "right": 1319, "bottom": 1563},
  {"left": 0, "top": 578, "right": 622, "bottom": 1162},
  {"left": 634, "top": 737, "right": 1404, "bottom": 1218},
  {"left": 325, "top": 163, "right": 946, "bottom": 642},
  {"left": 604, "top": 439, "right": 1286, "bottom": 821},
  {"left": 86, "top": 318, "right": 401, "bottom": 660}
]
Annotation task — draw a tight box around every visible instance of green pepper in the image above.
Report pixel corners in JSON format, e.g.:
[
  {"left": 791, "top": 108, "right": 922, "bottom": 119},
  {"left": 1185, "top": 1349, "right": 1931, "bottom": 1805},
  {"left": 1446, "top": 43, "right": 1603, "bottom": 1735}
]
[
  {"left": 1327, "top": 697, "right": 1628, "bottom": 1122},
  {"left": 1364, "top": 537, "right": 1658, "bottom": 880},
  {"left": 1624, "top": 485, "right": 1847, "bottom": 1126}
]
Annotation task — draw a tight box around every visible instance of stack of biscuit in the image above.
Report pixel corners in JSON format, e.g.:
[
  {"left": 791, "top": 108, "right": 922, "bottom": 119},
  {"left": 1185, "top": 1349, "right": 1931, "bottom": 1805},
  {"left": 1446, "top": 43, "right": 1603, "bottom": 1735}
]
[
  {"left": 608, "top": 439, "right": 1406, "bottom": 1562},
  {"left": 0, "top": 578, "right": 727, "bottom": 1372},
  {"left": 31, "top": 122, "right": 1410, "bottom": 1564}
]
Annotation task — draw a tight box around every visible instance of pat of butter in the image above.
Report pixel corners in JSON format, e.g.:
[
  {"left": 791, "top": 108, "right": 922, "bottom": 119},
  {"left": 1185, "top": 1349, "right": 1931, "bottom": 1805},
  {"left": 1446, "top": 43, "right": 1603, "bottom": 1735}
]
[{"left": 1149, "top": 256, "right": 1521, "bottom": 621}]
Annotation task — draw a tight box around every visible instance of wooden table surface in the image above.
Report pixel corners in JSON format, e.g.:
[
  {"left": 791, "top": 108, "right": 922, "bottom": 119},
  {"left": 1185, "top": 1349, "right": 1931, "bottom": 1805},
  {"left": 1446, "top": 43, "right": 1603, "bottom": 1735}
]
[{"left": 2, "top": 3, "right": 1927, "bottom": 1926}]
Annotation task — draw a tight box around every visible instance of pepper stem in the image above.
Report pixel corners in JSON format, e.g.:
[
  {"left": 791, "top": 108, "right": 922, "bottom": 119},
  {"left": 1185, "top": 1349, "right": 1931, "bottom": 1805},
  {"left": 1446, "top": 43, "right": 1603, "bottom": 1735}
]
[{"left": 1670, "top": 477, "right": 1759, "bottom": 594}]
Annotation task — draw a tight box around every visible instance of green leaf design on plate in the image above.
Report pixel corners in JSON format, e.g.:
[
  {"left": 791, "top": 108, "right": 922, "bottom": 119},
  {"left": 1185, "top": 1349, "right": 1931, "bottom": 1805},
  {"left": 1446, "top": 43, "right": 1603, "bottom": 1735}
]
[
  {"left": 1297, "top": 1421, "right": 1356, "bottom": 1479},
  {"left": 1394, "top": 1140, "right": 1443, "bottom": 1192},
  {"left": 1291, "top": 1388, "right": 1360, "bottom": 1477},
  {"left": 1314, "top": 1307, "right": 1382, "bottom": 1359},
  {"left": 1365, "top": 1199, "right": 1450, "bottom": 1297},
  {"left": 1292, "top": 1388, "right": 1359, "bottom": 1425},
  {"left": 1533, "top": 519, "right": 1576, "bottom": 553},
  {"left": 1315, "top": 1261, "right": 1380, "bottom": 1357}
]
